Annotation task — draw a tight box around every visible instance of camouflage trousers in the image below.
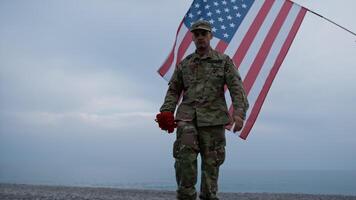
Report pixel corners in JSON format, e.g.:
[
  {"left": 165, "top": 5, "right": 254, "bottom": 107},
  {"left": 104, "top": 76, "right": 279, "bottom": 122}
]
[{"left": 173, "top": 120, "right": 226, "bottom": 200}]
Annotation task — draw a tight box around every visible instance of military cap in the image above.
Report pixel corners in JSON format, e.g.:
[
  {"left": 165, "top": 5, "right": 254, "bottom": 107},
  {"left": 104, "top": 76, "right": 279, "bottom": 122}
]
[{"left": 190, "top": 20, "right": 212, "bottom": 32}]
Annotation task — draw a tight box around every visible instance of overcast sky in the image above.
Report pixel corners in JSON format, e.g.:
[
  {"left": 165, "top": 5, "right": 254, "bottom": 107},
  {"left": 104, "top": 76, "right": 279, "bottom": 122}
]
[{"left": 0, "top": 0, "right": 356, "bottom": 185}]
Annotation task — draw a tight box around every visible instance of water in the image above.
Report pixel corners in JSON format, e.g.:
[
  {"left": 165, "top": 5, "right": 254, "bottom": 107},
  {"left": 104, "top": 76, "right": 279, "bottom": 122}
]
[
  {"left": 1, "top": 170, "right": 356, "bottom": 196},
  {"left": 219, "top": 169, "right": 356, "bottom": 195}
]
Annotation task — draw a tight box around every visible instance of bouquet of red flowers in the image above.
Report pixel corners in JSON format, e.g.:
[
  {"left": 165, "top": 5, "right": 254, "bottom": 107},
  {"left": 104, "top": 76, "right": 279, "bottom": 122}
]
[{"left": 155, "top": 112, "right": 177, "bottom": 133}]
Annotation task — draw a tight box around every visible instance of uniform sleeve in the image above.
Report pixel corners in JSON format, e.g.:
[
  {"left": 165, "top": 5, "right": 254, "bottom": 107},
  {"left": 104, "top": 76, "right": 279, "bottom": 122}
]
[
  {"left": 224, "top": 56, "right": 249, "bottom": 119},
  {"left": 159, "top": 65, "right": 184, "bottom": 113}
]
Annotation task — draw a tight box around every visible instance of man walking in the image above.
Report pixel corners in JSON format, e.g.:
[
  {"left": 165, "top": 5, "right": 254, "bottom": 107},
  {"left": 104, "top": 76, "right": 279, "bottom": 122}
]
[{"left": 156, "top": 20, "right": 249, "bottom": 200}]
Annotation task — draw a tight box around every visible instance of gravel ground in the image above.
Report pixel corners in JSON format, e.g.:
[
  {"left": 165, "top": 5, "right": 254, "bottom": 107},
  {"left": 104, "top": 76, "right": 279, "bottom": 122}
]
[{"left": 1, "top": 183, "right": 355, "bottom": 200}]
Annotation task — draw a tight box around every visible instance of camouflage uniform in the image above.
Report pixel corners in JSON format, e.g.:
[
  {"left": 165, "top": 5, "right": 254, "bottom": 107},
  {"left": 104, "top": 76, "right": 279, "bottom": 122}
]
[
  {"left": 160, "top": 20, "right": 249, "bottom": 200},
  {"left": 160, "top": 47, "right": 249, "bottom": 199}
]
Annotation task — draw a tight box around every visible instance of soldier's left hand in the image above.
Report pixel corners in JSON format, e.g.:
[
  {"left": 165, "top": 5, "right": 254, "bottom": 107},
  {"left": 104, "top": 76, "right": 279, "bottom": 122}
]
[{"left": 233, "top": 116, "right": 244, "bottom": 133}]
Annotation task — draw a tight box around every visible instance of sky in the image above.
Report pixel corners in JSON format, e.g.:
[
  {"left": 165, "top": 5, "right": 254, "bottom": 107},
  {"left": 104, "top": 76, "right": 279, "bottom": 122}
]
[{"left": 0, "top": 0, "right": 356, "bottom": 186}]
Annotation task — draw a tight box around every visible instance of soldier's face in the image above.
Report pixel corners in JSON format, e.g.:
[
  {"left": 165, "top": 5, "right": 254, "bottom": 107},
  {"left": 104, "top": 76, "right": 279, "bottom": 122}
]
[{"left": 192, "top": 30, "right": 212, "bottom": 49}]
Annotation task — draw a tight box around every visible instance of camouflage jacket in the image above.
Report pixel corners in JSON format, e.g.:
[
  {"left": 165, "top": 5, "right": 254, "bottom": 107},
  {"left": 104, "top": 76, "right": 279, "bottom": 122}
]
[{"left": 160, "top": 49, "right": 249, "bottom": 127}]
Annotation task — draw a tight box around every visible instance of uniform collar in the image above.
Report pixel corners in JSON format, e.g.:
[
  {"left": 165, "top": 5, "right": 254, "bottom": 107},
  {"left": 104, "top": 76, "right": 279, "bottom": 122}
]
[{"left": 192, "top": 47, "right": 216, "bottom": 60}]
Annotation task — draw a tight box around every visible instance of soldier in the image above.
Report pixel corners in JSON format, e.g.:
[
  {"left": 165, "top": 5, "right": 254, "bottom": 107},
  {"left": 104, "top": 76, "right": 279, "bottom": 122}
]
[{"left": 156, "top": 20, "right": 249, "bottom": 200}]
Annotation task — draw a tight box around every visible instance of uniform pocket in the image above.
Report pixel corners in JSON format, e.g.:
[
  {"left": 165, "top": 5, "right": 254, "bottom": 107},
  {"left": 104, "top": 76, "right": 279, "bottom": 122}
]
[
  {"left": 215, "top": 146, "right": 226, "bottom": 166},
  {"left": 214, "top": 126, "right": 226, "bottom": 146},
  {"left": 173, "top": 140, "right": 180, "bottom": 158},
  {"left": 182, "top": 67, "right": 193, "bottom": 88},
  {"left": 208, "top": 66, "right": 225, "bottom": 87}
]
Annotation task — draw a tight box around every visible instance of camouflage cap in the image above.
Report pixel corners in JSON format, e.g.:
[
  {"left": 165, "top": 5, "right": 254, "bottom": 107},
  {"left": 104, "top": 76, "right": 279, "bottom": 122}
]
[{"left": 190, "top": 20, "right": 212, "bottom": 32}]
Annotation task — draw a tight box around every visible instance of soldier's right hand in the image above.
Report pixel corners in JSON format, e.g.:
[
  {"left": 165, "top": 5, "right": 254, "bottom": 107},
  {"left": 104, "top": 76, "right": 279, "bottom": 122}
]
[
  {"left": 233, "top": 116, "right": 244, "bottom": 133},
  {"left": 155, "top": 112, "right": 177, "bottom": 133}
]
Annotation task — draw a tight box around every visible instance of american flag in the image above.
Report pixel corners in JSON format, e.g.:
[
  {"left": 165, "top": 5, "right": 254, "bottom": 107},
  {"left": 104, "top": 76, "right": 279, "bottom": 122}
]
[{"left": 158, "top": 0, "right": 307, "bottom": 140}]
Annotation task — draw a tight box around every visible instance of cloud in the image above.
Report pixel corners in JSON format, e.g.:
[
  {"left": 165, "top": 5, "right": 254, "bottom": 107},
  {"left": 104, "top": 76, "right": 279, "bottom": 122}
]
[
  {"left": 0, "top": 52, "right": 159, "bottom": 109},
  {"left": 7, "top": 110, "right": 156, "bottom": 131}
]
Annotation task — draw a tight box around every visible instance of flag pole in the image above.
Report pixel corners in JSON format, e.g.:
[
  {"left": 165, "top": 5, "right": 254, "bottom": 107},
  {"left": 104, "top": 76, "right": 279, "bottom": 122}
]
[
  {"left": 291, "top": 1, "right": 356, "bottom": 38},
  {"left": 307, "top": 9, "right": 356, "bottom": 37}
]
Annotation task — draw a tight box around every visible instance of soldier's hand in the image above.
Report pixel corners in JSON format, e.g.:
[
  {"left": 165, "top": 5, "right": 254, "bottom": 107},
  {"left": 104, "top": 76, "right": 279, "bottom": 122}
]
[
  {"left": 233, "top": 116, "right": 244, "bottom": 133},
  {"left": 155, "top": 112, "right": 177, "bottom": 133}
]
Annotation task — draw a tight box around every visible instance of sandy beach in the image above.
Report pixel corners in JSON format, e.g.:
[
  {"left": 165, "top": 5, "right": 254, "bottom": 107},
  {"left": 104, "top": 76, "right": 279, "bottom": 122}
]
[{"left": 1, "top": 183, "right": 356, "bottom": 200}]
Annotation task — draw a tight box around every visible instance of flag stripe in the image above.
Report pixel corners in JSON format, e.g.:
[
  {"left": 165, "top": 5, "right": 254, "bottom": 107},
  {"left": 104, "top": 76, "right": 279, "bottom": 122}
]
[
  {"left": 232, "top": 0, "right": 275, "bottom": 68},
  {"left": 176, "top": 31, "right": 193, "bottom": 66},
  {"left": 240, "top": 6, "right": 307, "bottom": 140},
  {"left": 210, "top": 37, "right": 221, "bottom": 50},
  {"left": 224, "top": 0, "right": 265, "bottom": 58},
  {"left": 215, "top": 40, "right": 229, "bottom": 53},
  {"left": 158, "top": 48, "right": 174, "bottom": 77},
  {"left": 243, "top": 0, "right": 292, "bottom": 95},
  {"left": 239, "top": 4, "right": 302, "bottom": 138},
  {"left": 238, "top": 0, "right": 284, "bottom": 80},
  {"left": 245, "top": 3, "right": 303, "bottom": 118},
  {"left": 158, "top": 20, "right": 184, "bottom": 76},
  {"left": 227, "top": 0, "right": 286, "bottom": 119},
  {"left": 163, "top": 25, "right": 190, "bottom": 80},
  {"left": 182, "top": 42, "right": 196, "bottom": 60}
]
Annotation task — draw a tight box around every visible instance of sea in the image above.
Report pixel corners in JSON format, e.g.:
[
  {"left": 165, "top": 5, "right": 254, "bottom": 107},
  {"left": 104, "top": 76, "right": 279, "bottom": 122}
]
[{"left": 1, "top": 169, "right": 356, "bottom": 196}]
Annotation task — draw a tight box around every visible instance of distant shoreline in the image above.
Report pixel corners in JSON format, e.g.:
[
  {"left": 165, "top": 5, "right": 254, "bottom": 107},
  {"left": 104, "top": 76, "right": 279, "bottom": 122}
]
[{"left": 1, "top": 183, "right": 356, "bottom": 200}]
